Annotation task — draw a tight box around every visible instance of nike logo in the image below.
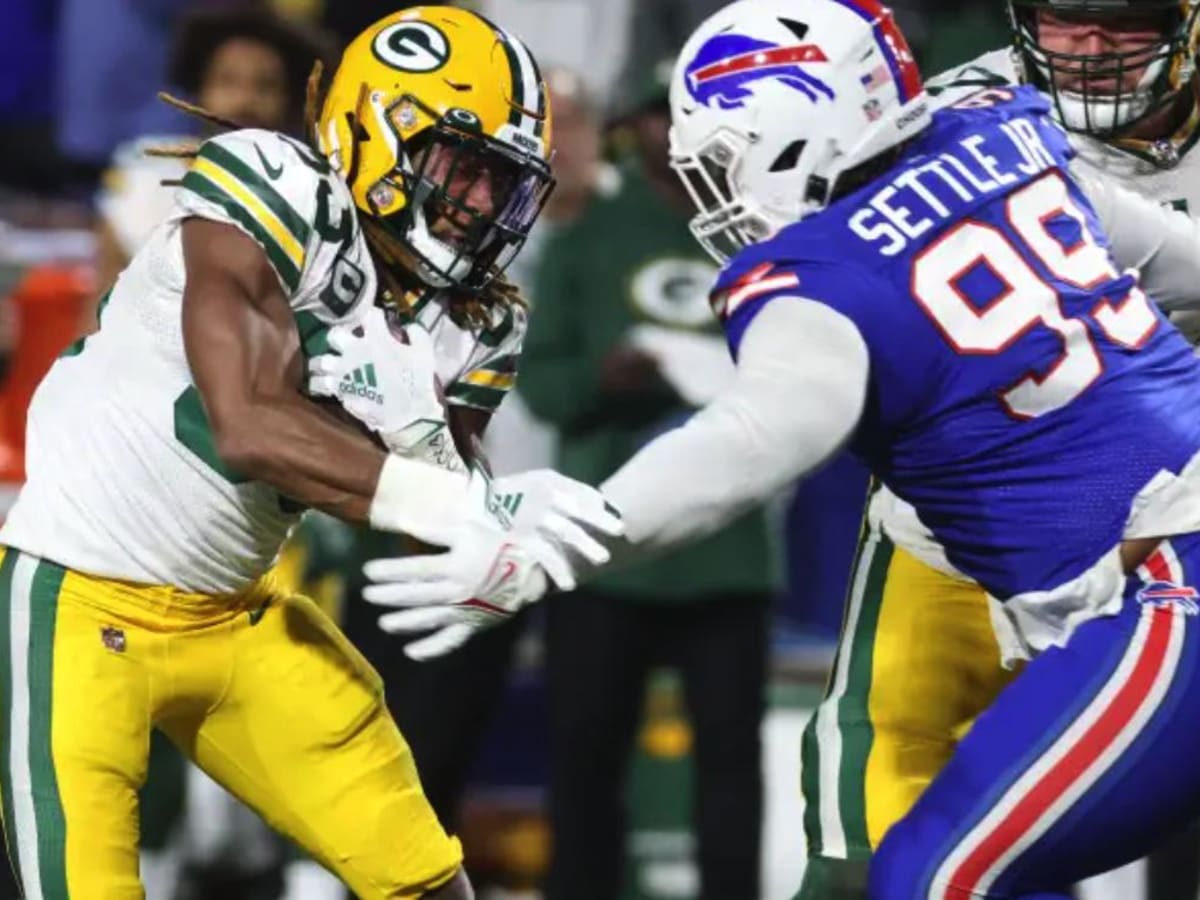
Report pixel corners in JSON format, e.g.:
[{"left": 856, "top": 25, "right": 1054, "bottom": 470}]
[{"left": 253, "top": 143, "right": 285, "bottom": 180}]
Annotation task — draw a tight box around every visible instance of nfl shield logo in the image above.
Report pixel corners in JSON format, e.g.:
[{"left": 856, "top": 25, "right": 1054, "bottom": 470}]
[{"left": 100, "top": 626, "right": 127, "bottom": 653}]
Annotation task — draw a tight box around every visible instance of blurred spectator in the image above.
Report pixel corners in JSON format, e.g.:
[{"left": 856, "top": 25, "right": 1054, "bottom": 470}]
[
  {"left": 489, "top": 67, "right": 617, "bottom": 476},
  {"left": 613, "top": 0, "right": 725, "bottom": 115},
  {"left": 520, "top": 61, "right": 774, "bottom": 900},
  {"left": 480, "top": 0, "right": 633, "bottom": 102},
  {"left": 55, "top": 0, "right": 212, "bottom": 183},
  {"left": 94, "top": 6, "right": 332, "bottom": 299},
  {"left": 916, "top": 2, "right": 1009, "bottom": 74}
]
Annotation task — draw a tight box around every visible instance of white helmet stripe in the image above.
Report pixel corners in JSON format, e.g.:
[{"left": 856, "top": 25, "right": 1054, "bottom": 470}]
[{"left": 501, "top": 28, "right": 544, "bottom": 138}]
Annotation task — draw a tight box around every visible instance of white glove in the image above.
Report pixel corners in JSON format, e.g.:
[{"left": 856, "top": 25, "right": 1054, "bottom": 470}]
[
  {"left": 363, "top": 467, "right": 624, "bottom": 659},
  {"left": 308, "top": 306, "right": 466, "bottom": 472}
]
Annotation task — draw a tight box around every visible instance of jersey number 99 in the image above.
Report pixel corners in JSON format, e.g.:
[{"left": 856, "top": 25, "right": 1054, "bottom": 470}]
[{"left": 912, "top": 172, "right": 1157, "bottom": 420}]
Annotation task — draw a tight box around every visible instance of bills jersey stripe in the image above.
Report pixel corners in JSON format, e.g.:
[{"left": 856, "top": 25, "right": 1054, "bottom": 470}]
[
  {"left": 717, "top": 272, "right": 802, "bottom": 319},
  {"left": 1139, "top": 546, "right": 1184, "bottom": 585},
  {"left": 931, "top": 602, "right": 1182, "bottom": 896},
  {"left": 827, "top": 0, "right": 922, "bottom": 103}
]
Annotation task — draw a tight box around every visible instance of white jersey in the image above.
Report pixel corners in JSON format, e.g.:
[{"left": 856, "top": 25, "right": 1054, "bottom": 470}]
[{"left": 1, "top": 129, "right": 523, "bottom": 593}]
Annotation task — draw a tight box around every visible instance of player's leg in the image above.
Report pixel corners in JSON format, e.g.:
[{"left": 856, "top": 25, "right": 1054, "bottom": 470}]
[
  {"left": 797, "top": 527, "right": 1013, "bottom": 899},
  {"left": 543, "top": 590, "right": 654, "bottom": 900},
  {"left": 871, "top": 538, "right": 1200, "bottom": 899},
  {"left": 676, "top": 592, "right": 768, "bottom": 900},
  {"left": 343, "top": 529, "right": 527, "bottom": 829},
  {"left": 161, "top": 590, "right": 467, "bottom": 900},
  {"left": 0, "top": 550, "right": 156, "bottom": 899}
]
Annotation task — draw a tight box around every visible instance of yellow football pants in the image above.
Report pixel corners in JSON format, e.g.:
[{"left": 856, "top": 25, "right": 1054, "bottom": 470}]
[
  {"left": 0, "top": 547, "right": 462, "bottom": 900},
  {"left": 799, "top": 526, "right": 1017, "bottom": 864}
]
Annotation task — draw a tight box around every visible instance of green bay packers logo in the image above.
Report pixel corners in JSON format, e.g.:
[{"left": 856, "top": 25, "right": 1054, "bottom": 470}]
[
  {"left": 630, "top": 257, "right": 720, "bottom": 328},
  {"left": 373, "top": 22, "right": 450, "bottom": 73}
]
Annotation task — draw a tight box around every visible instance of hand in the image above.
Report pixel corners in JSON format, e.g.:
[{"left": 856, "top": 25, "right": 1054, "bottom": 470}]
[
  {"left": 363, "top": 467, "right": 624, "bottom": 659},
  {"left": 308, "top": 307, "right": 465, "bottom": 471}
]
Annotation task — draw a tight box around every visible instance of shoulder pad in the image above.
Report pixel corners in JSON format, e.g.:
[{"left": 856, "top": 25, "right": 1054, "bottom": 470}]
[{"left": 177, "top": 129, "right": 335, "bottom": 293}]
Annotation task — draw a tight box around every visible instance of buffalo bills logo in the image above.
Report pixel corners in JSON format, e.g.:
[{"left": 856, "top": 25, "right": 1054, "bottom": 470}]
[
  {"left": 1137, "top": 580, "right": 1200, "bottom": 616},
  {"left": 685, "top": 33, "right": 835, "bottom": 110}
]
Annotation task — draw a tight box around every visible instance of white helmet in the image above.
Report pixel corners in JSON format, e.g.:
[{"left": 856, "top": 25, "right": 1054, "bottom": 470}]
[{"left": 669, "top": 0, "right": 929, "bottom": 262}]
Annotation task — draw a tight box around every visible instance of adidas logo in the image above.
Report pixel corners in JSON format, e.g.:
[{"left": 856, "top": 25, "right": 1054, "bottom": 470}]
[
  {"left": 487, "top": 490, "right": 524, "bottom": 520},
  {"left": 339, "top": 364, "right": 383, "bottom": 404}
]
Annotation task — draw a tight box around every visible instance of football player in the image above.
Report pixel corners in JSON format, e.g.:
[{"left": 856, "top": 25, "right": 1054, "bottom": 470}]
[
  {"left": 794, "top": 3, "right": 1200, "bottom": 896},
  {"left": 360, "top": 0, "right": 1200, "bottom": 896},
  {"left": 0, "top": 6, "right": 618, "bottom": 899}
]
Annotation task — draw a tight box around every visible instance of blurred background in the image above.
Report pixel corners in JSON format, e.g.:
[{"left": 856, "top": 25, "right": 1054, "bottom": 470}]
[{"left": 0, "top": 1, "right": 1008, "bottom": 899}]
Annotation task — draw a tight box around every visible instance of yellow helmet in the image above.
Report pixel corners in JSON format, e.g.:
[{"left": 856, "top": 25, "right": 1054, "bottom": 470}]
[{"left": 317, "top": 6, "right": 553, "bottom": 292}]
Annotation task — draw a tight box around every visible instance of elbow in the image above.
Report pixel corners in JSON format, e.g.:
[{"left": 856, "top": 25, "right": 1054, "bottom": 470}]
[{"left": 209, "top": 414, "right": 271, "bottom": 480}]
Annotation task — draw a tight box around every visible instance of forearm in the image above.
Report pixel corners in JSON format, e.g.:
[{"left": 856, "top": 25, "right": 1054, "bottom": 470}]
[
  {"left": 218, "top": 394, "right": 468, "bottom": 540},
  {"left": 601, "top": 299, "right": 868, "bottom": 558},
  {"left": 216, "top": 393, "right": 386, "bottom": 522}
]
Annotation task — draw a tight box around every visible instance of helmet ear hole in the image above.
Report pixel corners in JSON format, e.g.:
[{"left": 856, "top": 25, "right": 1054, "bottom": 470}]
[{"left": 769, "top": 140, "right": 807, "bottom": 172}]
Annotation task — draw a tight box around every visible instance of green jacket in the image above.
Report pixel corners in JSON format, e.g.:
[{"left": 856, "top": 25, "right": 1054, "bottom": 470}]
[{"left": 520, "top": 165, "right": 774, "bottom": 603}]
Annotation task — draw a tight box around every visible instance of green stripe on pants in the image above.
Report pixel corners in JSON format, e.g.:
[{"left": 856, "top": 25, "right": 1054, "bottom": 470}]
[
  {"left": 29, "top": 560, "right": 68, "bottom": 898},
  {"left": 801, "top": 527, "right": 893, "bottom": 862},
  {"left": 3, "top": 553, "right": 68, "bottom": 898},
  {"left": 0, "top": 549, "right": 22, "bottom": 891}
]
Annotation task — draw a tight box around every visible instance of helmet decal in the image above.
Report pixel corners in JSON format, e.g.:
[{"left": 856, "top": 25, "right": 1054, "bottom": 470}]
[
  {"left": 685, "top": 31, "right": 835, "bottom": 108},
  {"left": 317, "top": 7, "right": 555, "bottom": 292},
  {"left": 830, "top": 0, "right": 922, "bottom": 102},
  {"left": 372, "top": 21, "right": 451, "bottom": 73},
  {"left": 668, "top": 0, "right": 931, "bottom": 262}
]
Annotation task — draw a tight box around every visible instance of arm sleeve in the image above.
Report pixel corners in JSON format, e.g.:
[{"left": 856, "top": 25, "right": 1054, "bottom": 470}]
[
  {"left": 1075, "top": 167, "right": 1200, "bottom": 311},
  {"left": 600, "top": 296, "right": 869, "bottom": 555}
]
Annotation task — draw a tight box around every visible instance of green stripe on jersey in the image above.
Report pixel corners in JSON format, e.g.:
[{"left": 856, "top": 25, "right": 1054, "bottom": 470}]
[
  {"left": 181, "top": 170, "right": 302, "bottom": 293},
  {"left": 478, "top": 306, "right": 517, "bottom": 349},
  {"left": 445, "top": 382, "right": 508, "bottom": 411},
  {"left": 198, "top": 142, "right": 311, "bottom": 248}
]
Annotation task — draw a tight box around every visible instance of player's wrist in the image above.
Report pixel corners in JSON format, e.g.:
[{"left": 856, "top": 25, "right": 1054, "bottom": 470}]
[{"left": 369, "top": 453, "right": 469, "bottom": 543}]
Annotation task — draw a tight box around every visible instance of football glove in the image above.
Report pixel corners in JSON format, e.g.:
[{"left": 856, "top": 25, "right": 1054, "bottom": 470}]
[
  {"left": 363, "top": 466, "right": 624, "bottom": 659},
  {"left": 308, "top": 306, "right": 466, "bottom": 472}
]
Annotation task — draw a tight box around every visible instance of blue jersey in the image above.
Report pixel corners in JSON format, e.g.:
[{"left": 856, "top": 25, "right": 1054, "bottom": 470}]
[{"left": 714, "top": 86, "right": 1200, "bottom": 600}]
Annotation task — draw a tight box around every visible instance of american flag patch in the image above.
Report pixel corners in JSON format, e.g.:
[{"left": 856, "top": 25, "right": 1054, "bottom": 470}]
[
  {"left": 860, "top": 64, "right": 890, "bottom": 93},
  {"left": 711, "top": 263, "right": 801, "bottom": 320}
]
